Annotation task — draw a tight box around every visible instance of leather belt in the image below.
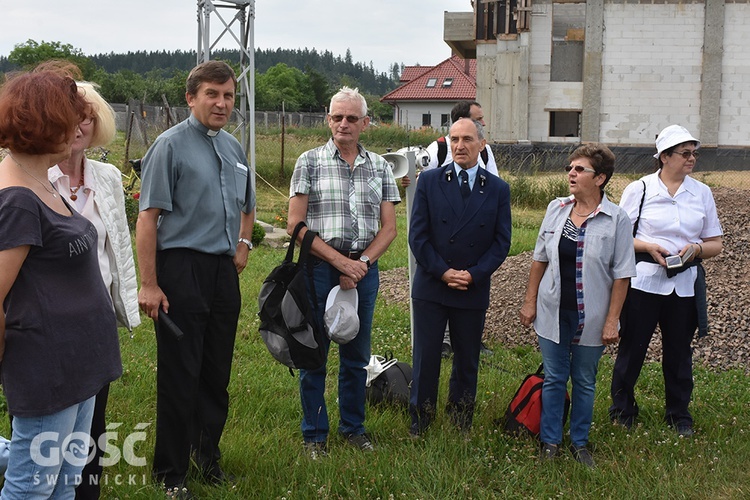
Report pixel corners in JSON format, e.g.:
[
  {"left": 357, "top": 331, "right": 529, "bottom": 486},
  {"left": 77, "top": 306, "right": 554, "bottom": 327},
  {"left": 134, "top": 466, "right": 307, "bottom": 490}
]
[{"left": 336, "top": 249, "right": 363, "bottom": 260}]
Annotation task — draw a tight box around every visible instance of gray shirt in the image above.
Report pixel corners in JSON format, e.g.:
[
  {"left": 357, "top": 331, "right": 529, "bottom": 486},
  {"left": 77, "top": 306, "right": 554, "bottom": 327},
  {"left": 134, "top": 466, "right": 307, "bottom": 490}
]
[
  {"left": 139, "top": 114, "right": 255, "bottom": 256},
  {"left": 532, "top": 194, "right": 636, "bottom": 346}
]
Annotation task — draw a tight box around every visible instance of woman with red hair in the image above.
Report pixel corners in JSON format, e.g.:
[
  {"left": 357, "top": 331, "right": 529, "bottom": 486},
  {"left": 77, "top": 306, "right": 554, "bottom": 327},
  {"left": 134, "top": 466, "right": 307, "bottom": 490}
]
[{"left": 0, "top": 62, "right": 122, "bottom": 498}]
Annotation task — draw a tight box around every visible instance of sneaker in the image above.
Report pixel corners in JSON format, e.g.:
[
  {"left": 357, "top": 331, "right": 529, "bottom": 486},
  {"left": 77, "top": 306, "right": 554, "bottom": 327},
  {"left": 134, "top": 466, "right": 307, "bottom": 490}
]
[
  {"left": 164, "top": 484, "right": 194, "bottom": 499},
  {"left": 539, "top": 442, "right": 559, "bottom": 461},
  {"left": 441, "top": 342, "right": 453, "bottom": 359},
  {"left": 303, "top": 441, "right": 328, "bottom": 460},
  {"left": 479, "top": 341, "right": 494, "bottom": 356},
  {"left": 344, "top": 432, "right": 375, "bottom": 452},
  {"left": 570, "top": 444, "right": 595, "bottom": 468}
]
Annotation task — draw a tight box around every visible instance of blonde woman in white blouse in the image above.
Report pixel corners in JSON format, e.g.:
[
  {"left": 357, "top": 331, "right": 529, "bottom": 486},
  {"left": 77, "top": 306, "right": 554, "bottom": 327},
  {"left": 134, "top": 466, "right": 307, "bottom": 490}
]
[{"left": 49, "top": 82, "right": 140, "bottom": 499}]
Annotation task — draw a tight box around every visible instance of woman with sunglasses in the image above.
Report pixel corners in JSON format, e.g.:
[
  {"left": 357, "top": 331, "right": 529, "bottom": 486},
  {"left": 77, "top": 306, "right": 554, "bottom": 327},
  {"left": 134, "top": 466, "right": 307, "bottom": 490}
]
[
  {"left": 609, "top": 125, "right": 723, "bottom": 437},
  {"left": 520, "top": 143, "right": 635, "bottom": 467},
  {"left": 0, "top": 62, "right": 122, "bottom": 498},
  {"left": 48, "top": 81, "right": 140, "bottom": 499}
]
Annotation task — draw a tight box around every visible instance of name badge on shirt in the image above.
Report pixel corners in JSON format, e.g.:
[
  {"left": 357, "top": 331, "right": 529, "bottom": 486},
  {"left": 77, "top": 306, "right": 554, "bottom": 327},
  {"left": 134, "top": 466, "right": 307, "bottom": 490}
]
[{"left": 236, "top": 163, "right": 248, "bottom": 172}]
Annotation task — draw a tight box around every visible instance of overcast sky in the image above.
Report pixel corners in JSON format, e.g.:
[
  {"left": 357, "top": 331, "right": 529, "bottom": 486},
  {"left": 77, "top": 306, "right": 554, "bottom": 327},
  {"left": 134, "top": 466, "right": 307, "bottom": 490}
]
[{"left": 0, "top": 0, "right": 473, "bottom": 72}]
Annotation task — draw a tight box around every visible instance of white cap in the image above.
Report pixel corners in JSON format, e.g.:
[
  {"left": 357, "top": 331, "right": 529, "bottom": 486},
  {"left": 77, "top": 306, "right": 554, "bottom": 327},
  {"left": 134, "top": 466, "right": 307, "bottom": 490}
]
[
  {"left": 654, "top": 125, "right": 700, "bottom": 158},
  {"left": 324, "top": 286, "right": 359, "bottom": 344}
]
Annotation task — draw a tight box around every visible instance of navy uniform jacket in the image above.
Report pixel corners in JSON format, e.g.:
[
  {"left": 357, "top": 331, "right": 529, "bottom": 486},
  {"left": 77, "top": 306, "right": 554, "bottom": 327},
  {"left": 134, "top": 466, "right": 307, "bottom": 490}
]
[{"left": 409, "top": 163, "right": 512, "bottom": 310}]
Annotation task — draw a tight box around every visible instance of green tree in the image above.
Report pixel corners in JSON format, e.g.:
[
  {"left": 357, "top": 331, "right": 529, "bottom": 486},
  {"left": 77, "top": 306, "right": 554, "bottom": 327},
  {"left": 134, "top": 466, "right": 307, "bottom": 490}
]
[
  {"left": 8, "top": 39, "right": 96, "bottom": 79},
  {"left": 255, "top": 63, "right": 314, "bottom": 111},
  {"left": 305, "top": 67, "right": 331, "bottom": 111}
]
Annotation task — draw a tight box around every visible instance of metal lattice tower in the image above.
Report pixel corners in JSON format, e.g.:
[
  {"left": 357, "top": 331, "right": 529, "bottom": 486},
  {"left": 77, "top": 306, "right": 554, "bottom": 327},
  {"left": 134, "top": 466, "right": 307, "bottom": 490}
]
[{"left": 197, "top": 0, "right": 255, "bottom": 165}]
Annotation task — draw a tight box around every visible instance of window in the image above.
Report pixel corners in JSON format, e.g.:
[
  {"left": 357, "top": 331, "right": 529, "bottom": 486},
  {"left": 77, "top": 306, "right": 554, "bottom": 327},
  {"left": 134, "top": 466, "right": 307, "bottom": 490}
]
[
  {"left": 441, "top": 114, "right": 450, "bottom": 127},
  {"left": 442, "top": 78, "right": 454, "bottom": 87},
  {"left": 426, "top": 78, "right": 437, "bottom": 88},
  {"left": 422, "top": 113, "right": 432, "bottom": 127},
  {"left": 550, "top": 3, "right": 585, "bottom": 82},
  {"left": 549, "top": 111, "right": 581, "bottom": 138}
]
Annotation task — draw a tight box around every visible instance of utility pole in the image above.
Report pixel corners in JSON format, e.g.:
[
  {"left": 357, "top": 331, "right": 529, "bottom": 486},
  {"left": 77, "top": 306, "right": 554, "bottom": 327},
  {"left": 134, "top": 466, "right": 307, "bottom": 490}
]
[{"left": 197, "top": 0, "right": 256, "bottom": 169}]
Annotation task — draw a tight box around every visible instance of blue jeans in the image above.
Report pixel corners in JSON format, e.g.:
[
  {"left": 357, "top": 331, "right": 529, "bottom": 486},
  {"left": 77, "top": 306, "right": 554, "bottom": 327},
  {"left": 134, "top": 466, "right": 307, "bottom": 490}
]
[
  {"left": 1, "top": 396, "right": 95, "bottom": 500},
  {"left": 299, "top": 259, "right": 379, "bottom": 442},
  {"left": 538, "top": 310, "right": 604, "bottom": 447}
]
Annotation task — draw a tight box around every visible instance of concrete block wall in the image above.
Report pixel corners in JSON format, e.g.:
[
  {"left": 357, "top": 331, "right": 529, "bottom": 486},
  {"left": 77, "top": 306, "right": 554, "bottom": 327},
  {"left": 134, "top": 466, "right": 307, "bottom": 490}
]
[
  {"left": 528, "top": 1, "right": 554, "bottom": 142},
  {"left": 599, "top": 3, "right": 705, "bottom": 145},
  {"left": 719, "top": 3, "right": 750, "bottom": 146}
]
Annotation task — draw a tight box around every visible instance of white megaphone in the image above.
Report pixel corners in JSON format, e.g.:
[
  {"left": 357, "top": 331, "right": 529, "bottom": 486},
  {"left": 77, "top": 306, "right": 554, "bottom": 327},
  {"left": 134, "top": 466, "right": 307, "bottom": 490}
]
[{"left": 382, "top": 152, "right": 409, "bottom": 179}]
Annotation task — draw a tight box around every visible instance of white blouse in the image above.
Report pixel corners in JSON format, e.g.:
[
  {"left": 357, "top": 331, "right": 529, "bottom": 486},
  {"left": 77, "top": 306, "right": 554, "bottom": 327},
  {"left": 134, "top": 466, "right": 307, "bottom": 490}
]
[{"left": 619, "top": 171, "right": 722, "bottom": 297}]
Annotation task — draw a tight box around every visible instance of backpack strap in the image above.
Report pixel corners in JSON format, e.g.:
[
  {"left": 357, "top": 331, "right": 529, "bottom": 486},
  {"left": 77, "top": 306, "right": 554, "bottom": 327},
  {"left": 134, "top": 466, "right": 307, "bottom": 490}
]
[
  {"left": 298, "top": 228, "right": 321, "bottom": 320},
  {"left": 632, "top": 180, "right": 647, "bottom": 237},
  {"left": 481, "top": 146, "right": 489, "bottom": 165},
  {"left": 437, "top": 136, "right": 447, "bottom": 166},
  {"left": 286, "top": 221, "right": 307, "bottom": 263}
]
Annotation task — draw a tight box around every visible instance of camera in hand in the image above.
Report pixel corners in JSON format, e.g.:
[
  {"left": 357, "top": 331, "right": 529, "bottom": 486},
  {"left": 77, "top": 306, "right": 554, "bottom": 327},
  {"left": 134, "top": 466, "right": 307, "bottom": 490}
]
[{"left": 665, "top": 245, "right": 695, "bottom": 269}]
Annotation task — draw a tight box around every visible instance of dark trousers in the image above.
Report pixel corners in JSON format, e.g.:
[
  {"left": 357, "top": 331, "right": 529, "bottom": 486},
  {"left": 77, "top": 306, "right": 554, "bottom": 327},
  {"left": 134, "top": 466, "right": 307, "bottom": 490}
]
[
  {"left": 610, "top": 288, "right": 697, "bottom": 426},
  {"left": 152, "top": 249, "right": 240, "bottom": 487},
  {"left": 75, "top": 384, "right": 109, "bottom": 499},
  {"left": 410, "top": 298, "right": 485, "bottom": 434}
]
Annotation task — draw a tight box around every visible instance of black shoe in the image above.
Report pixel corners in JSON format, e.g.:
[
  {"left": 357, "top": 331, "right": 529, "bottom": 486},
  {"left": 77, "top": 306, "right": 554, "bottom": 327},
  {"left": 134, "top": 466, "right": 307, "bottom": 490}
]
[
  {"left": 164, "top": 483, "right": 194, "bottom": 499},
  {"left": 303, "top": 441, "right": 328, "bottom": 460},
  {"left": 610, "top": 410, "right": 634, "bottom": 429},
  {"left": 441, "top": 342, "right": 452, "bottom": 358},
  {"left": 479, "top": 341, "right": 493, "bottom": 356},
  {"left": 343, "top": 432, "right": 375, "bottom": 452},
  {"left": 674, "top": 424, "right": 695, "bottom": 437},
  {"left": 539, "top": 442, "right": 559, "bottom": 461},
  {"left": 200, "top": 464, "right": 235, "bottom": 485},
  {"left": 570, "top": 444, "right": 595, "bottom": 468}
]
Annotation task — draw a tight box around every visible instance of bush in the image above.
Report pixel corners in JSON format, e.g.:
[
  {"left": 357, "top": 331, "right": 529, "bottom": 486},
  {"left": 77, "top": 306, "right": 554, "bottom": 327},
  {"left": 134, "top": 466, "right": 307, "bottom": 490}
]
[{"left": 252, "top": 222, "right": 266, "bottom": 246}]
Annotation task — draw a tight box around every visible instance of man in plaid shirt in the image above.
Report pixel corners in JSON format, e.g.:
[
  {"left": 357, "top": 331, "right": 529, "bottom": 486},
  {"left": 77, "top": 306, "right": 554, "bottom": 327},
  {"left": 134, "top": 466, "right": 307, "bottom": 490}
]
[{"left": 287, "top": 86, "right": 400, "bottom": 458}]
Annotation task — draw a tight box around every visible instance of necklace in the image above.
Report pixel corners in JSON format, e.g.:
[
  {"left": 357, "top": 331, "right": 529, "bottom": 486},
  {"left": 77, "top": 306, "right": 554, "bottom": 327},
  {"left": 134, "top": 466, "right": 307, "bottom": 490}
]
[
  {"left": 69, "top": 173, "right": 85, "bottom": 201},
  {"left": 572, "top": 203, "right": 596, "bottom": 217},
  {"left": 8, "top": 153, "right": 58, "bottom": 198}
]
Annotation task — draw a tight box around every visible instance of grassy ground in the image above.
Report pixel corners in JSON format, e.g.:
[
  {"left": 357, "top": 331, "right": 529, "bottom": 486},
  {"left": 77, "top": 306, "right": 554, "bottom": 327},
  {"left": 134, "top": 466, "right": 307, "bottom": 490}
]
[{"left": 2, "top": 129, "right": 748, "bottom": 498}]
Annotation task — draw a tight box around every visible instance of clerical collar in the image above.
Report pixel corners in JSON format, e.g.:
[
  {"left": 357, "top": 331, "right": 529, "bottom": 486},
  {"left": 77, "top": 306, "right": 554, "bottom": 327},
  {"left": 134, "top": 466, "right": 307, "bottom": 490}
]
[{"left": 188, "top": 114, "right": 220, "bottom": 137}]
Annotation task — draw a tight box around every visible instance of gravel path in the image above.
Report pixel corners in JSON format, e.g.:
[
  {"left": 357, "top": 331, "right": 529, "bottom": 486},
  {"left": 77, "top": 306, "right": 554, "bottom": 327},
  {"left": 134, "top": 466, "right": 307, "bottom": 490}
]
[{"left": 379, "top": 186, "right": 750, "bottom": 373}]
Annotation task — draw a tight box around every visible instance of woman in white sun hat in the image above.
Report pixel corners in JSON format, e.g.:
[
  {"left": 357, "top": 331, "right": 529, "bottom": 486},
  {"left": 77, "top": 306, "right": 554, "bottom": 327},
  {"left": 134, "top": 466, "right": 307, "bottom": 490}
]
[{"left": 609, "top": 125, "right": 723, "bottom": 437}]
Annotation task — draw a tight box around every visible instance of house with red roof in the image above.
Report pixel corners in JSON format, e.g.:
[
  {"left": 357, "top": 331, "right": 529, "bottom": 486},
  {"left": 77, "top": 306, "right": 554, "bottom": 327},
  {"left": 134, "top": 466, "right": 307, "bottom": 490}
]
[{"left": 381, "top": 56, "right": 476, "bottom": 131}]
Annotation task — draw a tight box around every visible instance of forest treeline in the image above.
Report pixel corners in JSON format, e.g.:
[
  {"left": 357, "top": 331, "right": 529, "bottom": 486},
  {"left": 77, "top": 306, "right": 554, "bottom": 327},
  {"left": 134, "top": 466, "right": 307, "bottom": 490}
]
[{"left": 0, "top": 41, "right": 404, "bottom": 118}]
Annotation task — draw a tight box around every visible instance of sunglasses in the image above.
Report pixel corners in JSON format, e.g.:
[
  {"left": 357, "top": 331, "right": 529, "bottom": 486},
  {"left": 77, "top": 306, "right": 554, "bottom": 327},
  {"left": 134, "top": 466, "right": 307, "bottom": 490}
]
[
  {"left": 329, "top": 114, "right": 365, "bottom": 123},
  {"left": 672, "top": 150, "right": 700, "bottom": 159},
  {"left": 565, "top": 165, "right": 597, "bottom": 174}
]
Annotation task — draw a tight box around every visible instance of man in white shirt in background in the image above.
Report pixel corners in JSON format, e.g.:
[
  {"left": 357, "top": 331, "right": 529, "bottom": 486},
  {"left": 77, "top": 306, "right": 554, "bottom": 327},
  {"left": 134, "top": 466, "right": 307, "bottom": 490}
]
[{"left": 424, "top": 101, "right": 498, "bottom": 175}]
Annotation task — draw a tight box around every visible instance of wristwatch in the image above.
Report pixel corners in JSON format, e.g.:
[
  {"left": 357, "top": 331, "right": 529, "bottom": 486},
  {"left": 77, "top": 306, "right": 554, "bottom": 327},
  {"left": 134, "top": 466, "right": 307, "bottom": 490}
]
[
  {"left": 359, "top": 255, "right": 371, "bottom": 268},
  {"left": 238, "top": 237, "right": 253, "bottom": 250}
]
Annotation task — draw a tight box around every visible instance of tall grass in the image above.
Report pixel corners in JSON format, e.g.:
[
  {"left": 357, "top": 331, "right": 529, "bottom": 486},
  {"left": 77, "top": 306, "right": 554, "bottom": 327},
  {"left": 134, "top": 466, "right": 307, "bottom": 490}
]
[{"left": 15, "top": 128, "right": 746, "bottom": 498}]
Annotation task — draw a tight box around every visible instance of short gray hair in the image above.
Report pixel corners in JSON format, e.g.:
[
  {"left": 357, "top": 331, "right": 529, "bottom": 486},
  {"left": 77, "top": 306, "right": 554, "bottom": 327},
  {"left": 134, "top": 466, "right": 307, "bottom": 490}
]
[
  {"left": 329, "top": 86, "right": 367, "bottom": 116},
  {"left": 453, "top": 117, "right": 485, "bottom": 140}
]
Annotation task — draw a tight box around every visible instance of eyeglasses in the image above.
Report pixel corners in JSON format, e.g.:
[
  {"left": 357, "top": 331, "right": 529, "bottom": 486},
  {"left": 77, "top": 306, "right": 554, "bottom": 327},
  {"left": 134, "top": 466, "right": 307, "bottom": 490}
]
[
  {"left": 329, "top": 114, "right": 365, "bottom": 123},
  {"left": 565, "top": 165, "right": 597, "bottom": 174},
  {"left": 672, "top": 150, "right": 700, "bottom": 159}
]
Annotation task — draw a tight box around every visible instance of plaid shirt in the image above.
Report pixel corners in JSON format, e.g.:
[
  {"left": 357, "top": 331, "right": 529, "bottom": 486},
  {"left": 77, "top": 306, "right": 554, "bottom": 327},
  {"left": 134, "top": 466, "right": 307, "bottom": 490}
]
[{"left": 290, "top": 138, "right": 400, "bottom": 251}]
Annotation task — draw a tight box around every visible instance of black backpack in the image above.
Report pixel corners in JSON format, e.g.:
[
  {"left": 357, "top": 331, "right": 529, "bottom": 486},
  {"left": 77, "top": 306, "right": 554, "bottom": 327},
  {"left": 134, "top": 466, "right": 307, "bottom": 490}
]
[
  {"left": 437, "top": 135, "right": 490, "bottom": 166},
  {"left": 366, "top": 355, "right": 412, "bottom": 407},
  {"left": 258, "top": 221, "right": 326, "bottom": 373}
]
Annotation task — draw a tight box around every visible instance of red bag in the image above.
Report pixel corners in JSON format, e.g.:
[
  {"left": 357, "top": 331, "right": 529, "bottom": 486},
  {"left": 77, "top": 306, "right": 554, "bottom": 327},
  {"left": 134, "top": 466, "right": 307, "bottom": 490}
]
[{"left": 502, "top": 364, "right": 570, "bottom": 439}]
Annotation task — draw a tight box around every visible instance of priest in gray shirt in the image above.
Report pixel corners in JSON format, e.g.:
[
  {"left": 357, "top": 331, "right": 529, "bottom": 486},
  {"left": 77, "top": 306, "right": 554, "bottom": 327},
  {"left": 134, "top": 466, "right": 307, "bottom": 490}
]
[{"left": 136, "top": 60, "right": 255, "bottom": 497}]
